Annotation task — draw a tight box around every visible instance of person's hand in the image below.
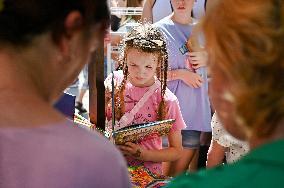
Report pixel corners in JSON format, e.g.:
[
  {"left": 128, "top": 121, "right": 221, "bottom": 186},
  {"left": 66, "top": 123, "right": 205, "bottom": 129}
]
[
  {"left": 118, "top": 142, "right": 145, "bottom": 160},
  {"left": 187, "top": 51, "right": 208, "bottom": 69},
  {"left": 179, "top": 69, "right": 203, "bottom": 88}
]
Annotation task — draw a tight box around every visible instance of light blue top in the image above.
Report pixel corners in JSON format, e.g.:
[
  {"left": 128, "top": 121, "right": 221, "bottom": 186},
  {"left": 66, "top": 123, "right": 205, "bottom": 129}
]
[{"left": 155, "top": 16, "right": 211, "bottom": 132}]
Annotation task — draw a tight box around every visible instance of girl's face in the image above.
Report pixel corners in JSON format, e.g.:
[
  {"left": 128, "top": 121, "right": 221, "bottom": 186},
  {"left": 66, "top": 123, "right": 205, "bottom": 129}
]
[
  {"left": 171, "top": 0, "right": 194, "bottom": 14},
  {"left": 126, "top": 48, "right": 159, "bottom": 87}
]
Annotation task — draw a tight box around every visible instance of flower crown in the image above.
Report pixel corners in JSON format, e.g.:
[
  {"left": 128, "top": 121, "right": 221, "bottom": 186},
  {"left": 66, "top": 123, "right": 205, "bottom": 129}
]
[
  {"left": 123, "top": 23, "right": 165, "bottom": 49},
  {"left": 124, "top": 36, "right": 164, "bottom": 48}
]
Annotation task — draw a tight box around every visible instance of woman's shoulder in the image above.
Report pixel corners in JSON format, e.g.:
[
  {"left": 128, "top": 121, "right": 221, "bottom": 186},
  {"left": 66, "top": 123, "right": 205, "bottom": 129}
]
[
  {"left": 154, "top": 16, "right": 173, "bottom": 28},
  {"left": 0, "top": 121, "right": 131, "bottom": 187},
  {"left": 55, "top": 121, "right": 128, "bottom": 164},
  {"left": 0, "top": 120, "right": 123, "bottom": 160}
]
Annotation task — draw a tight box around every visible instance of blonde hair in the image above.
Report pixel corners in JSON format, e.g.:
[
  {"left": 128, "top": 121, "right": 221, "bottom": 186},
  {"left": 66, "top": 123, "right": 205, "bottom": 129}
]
[{"left": 203, "top": 0, "right": 284, "bottom": 137}]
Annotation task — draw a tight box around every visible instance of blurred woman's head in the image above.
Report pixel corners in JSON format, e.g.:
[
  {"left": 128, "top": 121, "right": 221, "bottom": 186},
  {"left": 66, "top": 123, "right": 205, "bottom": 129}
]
[
  {"left": 0, "top": 0, "right": 109, "bottom": 103},
  {"left": 0, "top": 0, "right": 109, "bottom": 46},
  {"left": 203, "top": 0, "right": 284, "bottom": 140}
]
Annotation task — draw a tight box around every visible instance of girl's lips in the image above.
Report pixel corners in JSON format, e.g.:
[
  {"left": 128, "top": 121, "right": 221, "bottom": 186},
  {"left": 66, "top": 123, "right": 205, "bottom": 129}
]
[{"left": 177, "top": 7, "right": 185, "bottom": 10}]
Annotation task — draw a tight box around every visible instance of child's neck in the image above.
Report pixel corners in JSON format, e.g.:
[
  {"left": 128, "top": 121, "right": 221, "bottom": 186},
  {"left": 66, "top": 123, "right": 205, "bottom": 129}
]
[{"left": 171, "top": 13, "right": 193, "bottom": 25}]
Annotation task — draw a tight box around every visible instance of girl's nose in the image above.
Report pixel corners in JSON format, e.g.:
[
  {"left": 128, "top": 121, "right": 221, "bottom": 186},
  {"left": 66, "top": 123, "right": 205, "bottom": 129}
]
[
  {"left": 177, "top": 0, "right": 185, "bottom": 6},
  {"left": 137, "top": 67, "right": 147, "bottom": 76}
]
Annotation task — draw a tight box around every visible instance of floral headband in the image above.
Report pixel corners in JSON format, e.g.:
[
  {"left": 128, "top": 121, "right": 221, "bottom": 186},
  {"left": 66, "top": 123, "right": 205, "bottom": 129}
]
[
  {"left": 124, "top": 36, "right": 164, "bottom": 48},
  {"left": 123, "top": 23, "right": 165, "bottom": 48}
]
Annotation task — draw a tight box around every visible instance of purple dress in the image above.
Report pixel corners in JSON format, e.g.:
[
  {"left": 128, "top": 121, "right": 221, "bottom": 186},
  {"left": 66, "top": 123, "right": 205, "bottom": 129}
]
[{"left": 155, "top": 16, "right": 211, "bottom": 132}]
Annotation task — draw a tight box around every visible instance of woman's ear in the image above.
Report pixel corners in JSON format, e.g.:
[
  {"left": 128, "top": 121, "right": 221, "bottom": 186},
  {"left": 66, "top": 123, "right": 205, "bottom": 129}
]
[
  {"left": 64, "top": 11, "right": 83, "bottom": 36},
  {"left": 58, "top": 11, "right": 84, "bottom": 58}
]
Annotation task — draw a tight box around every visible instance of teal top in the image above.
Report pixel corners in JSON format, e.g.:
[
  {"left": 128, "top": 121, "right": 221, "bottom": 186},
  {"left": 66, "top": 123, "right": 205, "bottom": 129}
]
[{"left": 166, "top": 139, "right": 284, "bottom": 188}]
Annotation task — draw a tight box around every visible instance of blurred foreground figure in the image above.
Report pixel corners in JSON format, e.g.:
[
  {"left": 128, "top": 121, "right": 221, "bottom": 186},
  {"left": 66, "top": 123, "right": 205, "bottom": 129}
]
[
  {"left": 0, "top": 0, "right": 131, "bottom": 188},
  {"left": 166, "top": 0, "right": 284, "bottom": 187}
]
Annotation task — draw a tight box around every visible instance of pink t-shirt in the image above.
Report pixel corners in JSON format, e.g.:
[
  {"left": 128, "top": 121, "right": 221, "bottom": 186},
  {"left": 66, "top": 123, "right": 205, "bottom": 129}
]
[{"left": 105, "top": 71, "right": 186, "bottom": 174}]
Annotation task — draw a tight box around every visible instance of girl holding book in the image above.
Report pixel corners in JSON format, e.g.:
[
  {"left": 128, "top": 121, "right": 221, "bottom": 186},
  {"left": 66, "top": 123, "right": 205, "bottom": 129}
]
[{"left": 105, "top": 24, "right": 186, "bottom": 175}]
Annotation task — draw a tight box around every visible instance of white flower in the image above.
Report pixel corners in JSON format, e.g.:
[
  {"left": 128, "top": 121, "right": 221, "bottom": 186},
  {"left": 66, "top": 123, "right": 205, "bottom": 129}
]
[{"left": 151, "top": 40, "right": 163, "bottom": 47}]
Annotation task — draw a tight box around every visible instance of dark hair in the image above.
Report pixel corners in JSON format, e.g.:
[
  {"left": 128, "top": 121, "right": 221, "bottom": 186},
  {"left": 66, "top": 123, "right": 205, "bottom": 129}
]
[
  {"left": 0, "top": 0, "right": 110, "bottom": 46},
  {"left": 114, "top": 24, "right": 169, "bottom": 121}
]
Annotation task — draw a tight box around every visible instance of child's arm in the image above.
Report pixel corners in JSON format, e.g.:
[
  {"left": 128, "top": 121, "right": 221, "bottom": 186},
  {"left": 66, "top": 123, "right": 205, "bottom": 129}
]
[
  {"left": 141, "top": 0, "right": 155, "bottom": 23},
  {"left": 168, "top": 69, "right": 203, "bottom": 88},
  {"left": 206, "top": 139, "right": 225, "bottom": 168},
  {"left": 118, "top": 130, "right": 183, "bottom": 162}
]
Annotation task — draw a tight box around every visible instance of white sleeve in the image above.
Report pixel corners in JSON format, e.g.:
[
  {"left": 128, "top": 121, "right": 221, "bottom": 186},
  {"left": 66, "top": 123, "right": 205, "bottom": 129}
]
[{"left": 211, "top": 112, "right": 233, "bottom": 148}]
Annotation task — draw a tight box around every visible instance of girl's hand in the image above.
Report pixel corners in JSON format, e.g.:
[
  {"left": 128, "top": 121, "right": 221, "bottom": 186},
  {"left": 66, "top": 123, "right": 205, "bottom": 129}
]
[
  {"left": 180, "top": 69, "right": 203, "bottom": 88},
  {"left": 118, "top": 142, "right": 145, "bottom": 160},
  {"left": 187, "top": 51, "right": 208, "bottom": 69}
]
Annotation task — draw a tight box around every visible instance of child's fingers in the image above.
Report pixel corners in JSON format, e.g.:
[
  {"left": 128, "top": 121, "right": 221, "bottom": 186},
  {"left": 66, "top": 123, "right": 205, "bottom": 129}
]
[
  {"left": 191, "top": 83, "right": 198, "bottom": 88},
  {"left": 194, "top": 83, "right": 200, "bottom": 88},
  {"left": 124, "top": 142, "right": 137, "bottom": 148},
  {"left": 119, "top": 142, "right": 138, "bottom": 154},
  {"left": 189, "top": 52, "right": 207, "bottom": 64},
  {"left": 188, "top": 52, "right": 203, "bottom": 58},
  {"left": 192, "top": 82, "right": 201, "bottom": 88},
  {"left": 189, "top": 56, "right": 201, "bottom": 61},
  {"left": 117, "top": 145, "right": 131, "bottom": 152},
  {"left": 196, "top": 80, "right": 202, "bottom": 88},
  {"left": 192, "top": 75, "right": 203, "bottom": 88},
  {"left": 120, "top": 150, "right": 130, "bottom": 156},
  {"left": 194, "top": 73, "right": 203, "bottom": 81}
]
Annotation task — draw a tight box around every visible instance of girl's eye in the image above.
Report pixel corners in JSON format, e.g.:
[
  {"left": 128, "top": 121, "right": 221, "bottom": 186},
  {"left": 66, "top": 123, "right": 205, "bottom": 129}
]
[
  {"left": 130, "top": 64, "right": 136, "bottom": 66},
  {"left": 146, "top": 66, "right": 152, "bottom": 69}
]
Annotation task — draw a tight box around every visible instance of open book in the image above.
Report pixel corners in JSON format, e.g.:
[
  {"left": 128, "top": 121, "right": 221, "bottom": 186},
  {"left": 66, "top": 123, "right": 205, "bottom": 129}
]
[{"left": 113, "top": 119, "right": 175, "bottom": 145}]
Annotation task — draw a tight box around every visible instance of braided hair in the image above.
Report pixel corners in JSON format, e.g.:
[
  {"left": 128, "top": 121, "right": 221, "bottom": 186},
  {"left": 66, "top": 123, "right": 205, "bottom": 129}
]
[{"left": 114, "top": 23, "right": 169, "bottom": 121}]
